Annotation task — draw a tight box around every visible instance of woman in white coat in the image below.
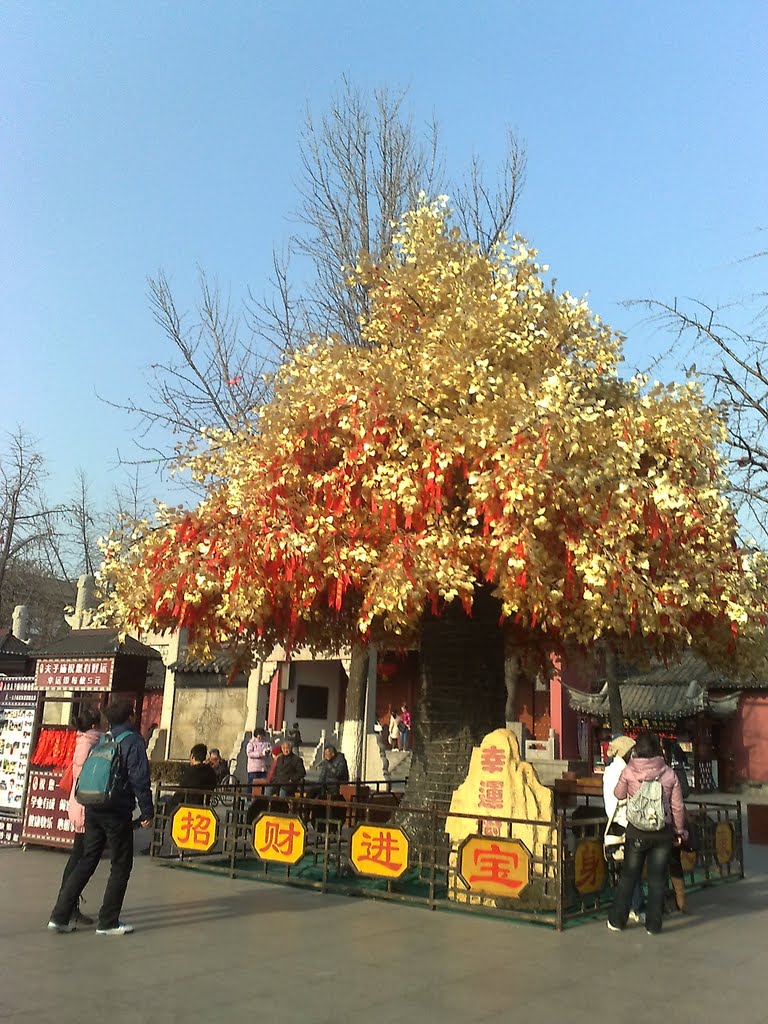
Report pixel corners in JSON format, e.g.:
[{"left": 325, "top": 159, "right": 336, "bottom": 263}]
[{"left": 603, "top": 735, "right": 643, "bottom": 922}]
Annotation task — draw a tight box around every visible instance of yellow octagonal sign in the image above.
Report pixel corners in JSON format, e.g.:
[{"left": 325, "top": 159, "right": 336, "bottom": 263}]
[
  {"left": 458, "top": 835, "right": 531, "bottom": 898},
  {"left": 350, "top": 824, "right": 410, "bottom": 878},
  {"left": 253, "top": 813, "right": 306, "bottom": 864},
  {"left": 171, "top": 805, "right": 218, "bottom": 852},
  {"left": 573, "top": 839, "right": 607, "bottom": 895}
]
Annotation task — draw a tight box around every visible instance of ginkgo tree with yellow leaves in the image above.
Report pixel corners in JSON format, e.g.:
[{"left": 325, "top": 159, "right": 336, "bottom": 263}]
[{"left": 103, "top": 198, "right": 768, "bottom": 804}]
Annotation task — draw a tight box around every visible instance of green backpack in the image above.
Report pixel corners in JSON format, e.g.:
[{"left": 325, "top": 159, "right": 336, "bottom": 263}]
[{"left": 74, "top": 732, "right": 130, "bottom": 808}]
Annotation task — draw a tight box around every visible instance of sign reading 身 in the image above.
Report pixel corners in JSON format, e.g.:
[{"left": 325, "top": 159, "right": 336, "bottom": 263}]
[
  {"left": 35, "top": 659, "right": 114, "bottom": 691},
  {"left": 21, "top": 770, "right": 75, "bottom": 847}
]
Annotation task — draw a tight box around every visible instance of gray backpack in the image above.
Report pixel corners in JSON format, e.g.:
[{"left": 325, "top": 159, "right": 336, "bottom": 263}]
[{"left": 626, "top": 774, "right": 665, "bottom": 831}]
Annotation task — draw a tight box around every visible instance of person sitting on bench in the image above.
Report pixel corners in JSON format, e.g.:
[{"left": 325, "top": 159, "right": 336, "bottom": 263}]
[{"left": 265, "top": 739, "right": 305, "bottom": 797}]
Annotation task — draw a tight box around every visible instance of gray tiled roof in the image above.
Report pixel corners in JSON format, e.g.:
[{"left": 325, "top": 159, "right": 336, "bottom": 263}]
[
  {"left": 566, "top": 679, "right": 741, "bottom": 720},
  {"left": 31, "top": 628, "right": 162, "bottom": 660}
]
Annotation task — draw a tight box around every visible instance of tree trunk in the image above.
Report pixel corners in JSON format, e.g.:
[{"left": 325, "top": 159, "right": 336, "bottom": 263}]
[
  {"left": 399, "top": 587, "right": 506, "bottom": 845},
  {"left": 604, "top": 646, "right": 624, "bottom": 737},
  {"left": 503, "top": 622, "right": 521, "bottom": 724},
  {"left": 340, "top": 643, "right": 369, "bottom": 781}
]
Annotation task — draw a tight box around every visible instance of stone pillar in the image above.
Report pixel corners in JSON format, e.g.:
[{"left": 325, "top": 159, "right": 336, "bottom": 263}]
[{"left": 11, "top": 605, "right": 29, "bottom": 643}]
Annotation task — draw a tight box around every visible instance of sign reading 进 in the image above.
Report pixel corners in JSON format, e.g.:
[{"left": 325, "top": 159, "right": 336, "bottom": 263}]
[
  {"left": 171, "top": 806, "right": 218, "bottom": 852},
  {"left": 253, "top": 813, "right": 306, "bottom": 864},
  {"left": 35, "top": 659, "right": 114, "bottom": 692},
  {"left": 457, "top": 835, "right": 531, "bottom": 898},
  {"left": 350, "top": 825, "right": 410, "bottom": 879},
  {"left": 573, "top": 839, "right": 607, "bottom": 894}
]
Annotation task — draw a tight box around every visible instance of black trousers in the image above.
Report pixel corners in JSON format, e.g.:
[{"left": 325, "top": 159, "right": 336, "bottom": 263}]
[
  {"left": 60, "top": 831, "right": 86, "bottom": 889},
  {"left": 50, "top": 810, "right": 134, "bottom": 929},
  {"left": 609, "top": 824, "right": 673, "bottom": 934}
]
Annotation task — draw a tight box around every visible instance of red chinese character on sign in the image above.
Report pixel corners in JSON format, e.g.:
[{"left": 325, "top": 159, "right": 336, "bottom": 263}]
[
  {"left": 356, "top": 829, "right": 406, "bottom": 872},
  {"left": 575, "top": 843, "right": 602, "bottom": 891},
  {"left": 468, "top": 843, "right": 524, "bottom": 890},
  {"left": 480, "top": 745, "right": 505, "bottom": 773},
  {"left": 259, "top": 818, "right": 302, "bottom": 857},
  {"left": 478, "top": 779, "right": 504, "bottom": 809},
  {"left": 482, "top": 819, "right": 502, "bottom": 837},
  {"left": 176, "top": 811, "right": 213, "bottom": 847}
]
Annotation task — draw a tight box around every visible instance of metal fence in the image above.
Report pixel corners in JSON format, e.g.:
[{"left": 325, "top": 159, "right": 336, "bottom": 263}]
[{"left": 148, "top": 782, "right": 744, "bottom": 930}]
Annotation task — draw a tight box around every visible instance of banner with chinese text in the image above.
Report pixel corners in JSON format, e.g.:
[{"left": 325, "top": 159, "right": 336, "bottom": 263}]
[{"left": 35, "top": 659, "right": 114, "bottom": 691}]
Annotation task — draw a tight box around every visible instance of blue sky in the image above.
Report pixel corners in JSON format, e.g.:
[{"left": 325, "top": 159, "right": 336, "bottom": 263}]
[{"left": 3, "top": 1, "right": 767, "bottom": 511}]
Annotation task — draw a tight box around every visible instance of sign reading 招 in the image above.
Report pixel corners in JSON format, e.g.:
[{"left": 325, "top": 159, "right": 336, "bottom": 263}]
[
  {"left": 457, "top": 835, "right": 531, "bottom": 898},
  {"left": 253, "top": 813, "right": 306, "bottom": 864},
  {"left": 171, "top": 806, "right": 218, "bottom": 852},
  {"left": 21, "top": 770, "right": 75, "bottom": 847},
  {"left": 35, "top": 659, "right": 114, "bottom": 692},
  {"left": 350, "top": 825, "right": 410, "bottom": 879}
]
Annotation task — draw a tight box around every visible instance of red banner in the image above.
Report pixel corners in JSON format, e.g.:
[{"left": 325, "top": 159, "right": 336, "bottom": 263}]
[{"left": 35, "top": 658, "right": 114, "bottom": 691}]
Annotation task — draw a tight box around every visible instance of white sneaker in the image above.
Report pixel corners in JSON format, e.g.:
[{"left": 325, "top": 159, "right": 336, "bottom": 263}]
[
  {"left": 606, "top": 920, "right": 622, "bottom": 932},
  {"left": 47, "top": 920, "right": 76, "bottom": 933},
  {"left": 95, "top": 921, "right": 134, "bottom": 936},
  {"left": 628, "top": 910, "right": 645, "bottom": 924}
]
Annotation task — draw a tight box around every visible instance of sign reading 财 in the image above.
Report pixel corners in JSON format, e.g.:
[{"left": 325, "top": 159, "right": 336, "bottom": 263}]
[
  {"left": 171, "top": 806, "right": 218, "bottom": 852},
  {"left": 35, "top": 659, "right": 114, "bottom": 691},
  {"left": 252, "top": 813, "right": 306, "bottom": 864},
  {"left": 350, "top": 825, "right": 410, "bottom": 878}
]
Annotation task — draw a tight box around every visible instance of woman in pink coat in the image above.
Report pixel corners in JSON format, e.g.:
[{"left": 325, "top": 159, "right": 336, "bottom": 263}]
[
  {"left": 57, "top": 709, "right": 102, "bottom": 925},
  {"left": 607, "top": 730, "right": 686, "bottom": 936}
]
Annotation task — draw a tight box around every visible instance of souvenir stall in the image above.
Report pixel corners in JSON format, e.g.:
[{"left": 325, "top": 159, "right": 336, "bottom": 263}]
[
  {"left": 21, "top": 629, "right": 161, "bottom": 849},
  {"left": 0, "top": 676, "right": 39, "bottom": 847},
  {"left": 564, "top": 675, "right": 740, "bottom": 793}
]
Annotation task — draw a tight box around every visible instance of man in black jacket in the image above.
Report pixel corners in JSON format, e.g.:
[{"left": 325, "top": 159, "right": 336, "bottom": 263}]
[
  {"left": 265, "top": 739, "right": 305, "bottom": 797},
  {"left": 314, "top": 746, "right": 349, "bottom": 797},
  {"left": 47, "top": 698, "right": 154, "bottom": 936}
]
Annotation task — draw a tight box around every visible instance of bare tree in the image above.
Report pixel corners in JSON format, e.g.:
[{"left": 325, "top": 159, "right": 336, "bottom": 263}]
[
  {"left": 633, "top": 268, "right": 768, "bottom": 545},
  {"left": 115, "top": 79, "right": 527, "bottom": 471},
  {"left": 0, "top": 428, "right": 78, "bottom": 637}
]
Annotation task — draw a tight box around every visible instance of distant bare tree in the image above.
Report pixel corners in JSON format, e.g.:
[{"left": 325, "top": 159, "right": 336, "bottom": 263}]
[
  {"left": 0, "top": 428, "right": 76, "bottom": 637},
  {"left": 634, "top": 262, "right": 768, "bottom": 545}
]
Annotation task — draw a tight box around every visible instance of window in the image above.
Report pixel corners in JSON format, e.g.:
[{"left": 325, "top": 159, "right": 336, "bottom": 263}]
[{"left": 296, "top": 685, "right": 329, "bottom": 720}]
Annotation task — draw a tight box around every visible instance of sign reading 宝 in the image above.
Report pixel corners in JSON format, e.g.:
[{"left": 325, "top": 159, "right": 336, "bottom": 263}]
[
  {"left": 350, "top": 825, "right": 410, "bottom": 879},
  {"left": 171, "top": 806, "right": 218, "bottom": 852},
  {"left": 253, "top": 813, "right": 306, "bottom": 864},
  {"left": 573, "top": 839, "right": 607, "bottom": 895},
  {"left": 35, "top": 659, "right": 114, "bottom": 691},
  {"left": 457, "top": 835, "right": 531, "bottom": 898}
]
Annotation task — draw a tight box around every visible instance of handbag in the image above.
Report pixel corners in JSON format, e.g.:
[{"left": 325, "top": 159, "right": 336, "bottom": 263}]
[
  {"left": 603, "top": 800, "right": 627, "bottom": 863},
  {"left": 57, "top": 761, "right": 74, "bottom": 798}
]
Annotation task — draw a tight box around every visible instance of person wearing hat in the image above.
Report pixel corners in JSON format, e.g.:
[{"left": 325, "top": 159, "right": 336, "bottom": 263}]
[{"left": 603, "top": 735, "right": 643, "bottom": 923}]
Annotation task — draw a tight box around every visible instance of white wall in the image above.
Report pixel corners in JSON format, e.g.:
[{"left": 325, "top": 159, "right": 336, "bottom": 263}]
[{"left": 285, "top": 660, "right": 341, "bottom": 745}]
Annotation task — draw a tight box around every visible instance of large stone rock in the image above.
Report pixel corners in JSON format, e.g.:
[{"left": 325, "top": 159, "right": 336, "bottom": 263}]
[{"left": 445, "top": 727, "right": 556, "bottom": 906}]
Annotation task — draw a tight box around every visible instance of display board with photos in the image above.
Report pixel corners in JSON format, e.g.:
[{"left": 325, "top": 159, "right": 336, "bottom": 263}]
[{"left": 0, "top": 677, "right": 38, "bottom": 813}]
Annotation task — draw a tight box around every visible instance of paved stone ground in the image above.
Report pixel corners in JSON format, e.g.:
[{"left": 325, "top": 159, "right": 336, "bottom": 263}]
[{"left": 1, "top": 838, "right": 767, "bottom": 1024}]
